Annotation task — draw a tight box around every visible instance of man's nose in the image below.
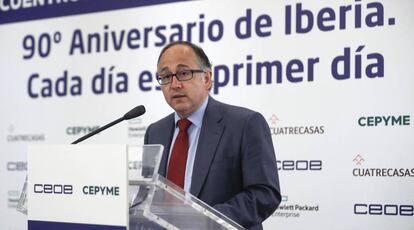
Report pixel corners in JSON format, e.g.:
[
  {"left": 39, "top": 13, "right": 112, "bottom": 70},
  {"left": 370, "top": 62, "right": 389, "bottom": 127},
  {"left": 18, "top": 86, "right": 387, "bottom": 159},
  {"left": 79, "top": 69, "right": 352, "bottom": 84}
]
[{"left": 170, "top": 75, "right": 182, "bottom": 89}]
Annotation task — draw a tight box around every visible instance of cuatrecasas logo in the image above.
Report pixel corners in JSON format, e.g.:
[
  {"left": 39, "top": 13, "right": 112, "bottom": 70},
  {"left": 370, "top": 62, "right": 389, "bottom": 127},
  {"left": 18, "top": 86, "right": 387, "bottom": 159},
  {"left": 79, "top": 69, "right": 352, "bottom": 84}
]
[
  {"left": 6, "top": 125, "right": 45, "bottom": 142},
  {"left": 267, "top": 114, "right": 324, "bottom": 135},
  {"left": 352, "top": 154, "right": 414, "bottom": 177}
]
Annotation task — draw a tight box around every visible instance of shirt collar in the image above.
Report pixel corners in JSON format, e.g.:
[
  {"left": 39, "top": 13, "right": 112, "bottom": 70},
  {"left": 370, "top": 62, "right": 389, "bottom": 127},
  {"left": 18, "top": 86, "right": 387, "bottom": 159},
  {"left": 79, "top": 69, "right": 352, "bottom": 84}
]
[{"left": 174, "top": 96, "right": 209, "bottom": 129}]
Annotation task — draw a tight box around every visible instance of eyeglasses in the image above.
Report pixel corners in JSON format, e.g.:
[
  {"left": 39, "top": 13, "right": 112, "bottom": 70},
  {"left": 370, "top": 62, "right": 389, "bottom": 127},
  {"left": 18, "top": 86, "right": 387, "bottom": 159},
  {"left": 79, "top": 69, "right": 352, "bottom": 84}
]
[{"left": 156, "top": 69, "right": 205, "bottom": 85}]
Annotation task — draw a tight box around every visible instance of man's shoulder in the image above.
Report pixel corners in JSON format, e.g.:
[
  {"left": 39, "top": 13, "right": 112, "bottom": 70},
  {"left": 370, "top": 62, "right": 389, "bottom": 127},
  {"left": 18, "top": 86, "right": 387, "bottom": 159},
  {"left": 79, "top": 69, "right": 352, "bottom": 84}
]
[
  {"left": 148, "top": 113, "right": 174, "bottom": 130},
  {"left": 210, "top": 98, "right": 259, "bottom": 120}
]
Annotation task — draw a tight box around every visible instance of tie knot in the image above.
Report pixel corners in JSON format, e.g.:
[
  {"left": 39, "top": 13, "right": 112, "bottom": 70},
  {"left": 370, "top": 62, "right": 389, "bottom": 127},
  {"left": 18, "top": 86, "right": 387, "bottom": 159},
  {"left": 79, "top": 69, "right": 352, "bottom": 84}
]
[{"left": 177, "top": 118, "right": 191, "bottom": 131}]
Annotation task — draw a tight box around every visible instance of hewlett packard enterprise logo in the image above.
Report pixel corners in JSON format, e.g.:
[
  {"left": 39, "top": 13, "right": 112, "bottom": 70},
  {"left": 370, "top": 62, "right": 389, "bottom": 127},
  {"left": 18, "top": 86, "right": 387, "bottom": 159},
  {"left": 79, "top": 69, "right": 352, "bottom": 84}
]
[
  {"left": 128, "top": 117, "right": 146, "bottom": 139},
  {"left": 272, "top": 195, "right": 320, "bottom": 218}
]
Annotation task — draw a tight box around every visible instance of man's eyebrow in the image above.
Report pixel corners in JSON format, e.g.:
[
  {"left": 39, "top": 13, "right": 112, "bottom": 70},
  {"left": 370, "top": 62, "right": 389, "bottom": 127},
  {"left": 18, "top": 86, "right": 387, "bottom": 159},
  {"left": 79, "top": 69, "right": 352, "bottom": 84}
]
[
  {"left": 176, "top": 64, "right": 191, "bottom": 69},
  {"left": 159, "top": 66, "right": 170, "bottom": 72},
  {"left": 159, "top": 64, "right": 191, "bottom": 72}
]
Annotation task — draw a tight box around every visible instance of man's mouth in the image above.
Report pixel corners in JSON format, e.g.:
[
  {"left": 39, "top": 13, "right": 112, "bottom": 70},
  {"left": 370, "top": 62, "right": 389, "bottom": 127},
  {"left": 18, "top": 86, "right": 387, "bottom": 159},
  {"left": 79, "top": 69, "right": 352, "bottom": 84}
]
[{"left": 172, "top": 94, "right": 186, "bottom": 99}]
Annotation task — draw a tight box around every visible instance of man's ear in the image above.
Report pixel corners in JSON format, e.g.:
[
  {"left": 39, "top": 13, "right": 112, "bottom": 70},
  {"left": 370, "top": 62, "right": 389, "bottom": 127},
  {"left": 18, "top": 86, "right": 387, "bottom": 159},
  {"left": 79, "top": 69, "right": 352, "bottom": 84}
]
[{"left": 204, "top": 70, "right": 213, "bottom": 90}]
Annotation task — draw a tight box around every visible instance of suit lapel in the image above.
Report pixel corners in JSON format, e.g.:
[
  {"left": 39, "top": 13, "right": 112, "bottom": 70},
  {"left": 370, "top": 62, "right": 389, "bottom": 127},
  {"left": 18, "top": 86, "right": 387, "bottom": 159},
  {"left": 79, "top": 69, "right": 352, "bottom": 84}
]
[{"left": 190, "top": 97, "right": 224, "bottom": 196}]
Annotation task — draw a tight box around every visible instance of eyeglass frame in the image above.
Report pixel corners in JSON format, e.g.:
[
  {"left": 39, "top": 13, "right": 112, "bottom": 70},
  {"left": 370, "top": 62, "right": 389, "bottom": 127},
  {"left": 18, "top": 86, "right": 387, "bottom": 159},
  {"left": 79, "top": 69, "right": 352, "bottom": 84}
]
[{"left": 156, "top": 69, "right": 206, "bottom": 85}]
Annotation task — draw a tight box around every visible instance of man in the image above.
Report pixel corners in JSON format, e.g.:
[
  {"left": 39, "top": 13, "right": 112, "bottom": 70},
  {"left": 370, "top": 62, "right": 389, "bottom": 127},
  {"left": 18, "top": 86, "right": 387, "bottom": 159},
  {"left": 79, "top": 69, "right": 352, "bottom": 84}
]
[{"left": 144, "top": 41, "right": 281, "bottom": 229}]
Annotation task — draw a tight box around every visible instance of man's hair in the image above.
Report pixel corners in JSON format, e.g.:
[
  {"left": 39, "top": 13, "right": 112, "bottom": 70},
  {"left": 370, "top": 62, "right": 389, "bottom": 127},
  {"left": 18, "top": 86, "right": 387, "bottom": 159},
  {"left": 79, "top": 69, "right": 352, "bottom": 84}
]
[{"left": 157, "top": 41, "right": 212, "bottom": 70}]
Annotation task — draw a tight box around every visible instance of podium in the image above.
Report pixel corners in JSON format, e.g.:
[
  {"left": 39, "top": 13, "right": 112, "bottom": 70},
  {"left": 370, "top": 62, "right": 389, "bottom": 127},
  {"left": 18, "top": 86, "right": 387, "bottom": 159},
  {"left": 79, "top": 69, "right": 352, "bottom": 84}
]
[{"left": 17, "top": 144, "right": 244, "bottom": 230}]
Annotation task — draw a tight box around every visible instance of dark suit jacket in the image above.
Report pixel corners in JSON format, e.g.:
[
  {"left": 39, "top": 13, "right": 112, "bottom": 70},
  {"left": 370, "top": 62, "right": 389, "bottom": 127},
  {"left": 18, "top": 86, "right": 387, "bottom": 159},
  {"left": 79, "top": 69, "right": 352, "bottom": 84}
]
[{"left": 144, "top": 97, "right": 281, "bottom": 229}]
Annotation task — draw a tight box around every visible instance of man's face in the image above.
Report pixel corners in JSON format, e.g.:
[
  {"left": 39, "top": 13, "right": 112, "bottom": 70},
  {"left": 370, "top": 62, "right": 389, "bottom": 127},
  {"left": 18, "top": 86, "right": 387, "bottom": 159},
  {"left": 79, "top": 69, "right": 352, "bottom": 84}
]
[{"left": 158, "top": 44, "right": 212, "bottom": 118}]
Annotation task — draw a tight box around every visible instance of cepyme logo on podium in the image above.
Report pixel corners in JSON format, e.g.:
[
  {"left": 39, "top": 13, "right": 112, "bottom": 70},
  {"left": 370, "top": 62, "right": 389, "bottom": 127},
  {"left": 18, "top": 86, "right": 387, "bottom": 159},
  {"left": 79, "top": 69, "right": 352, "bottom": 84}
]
[{"left": 66, "top": 126, "right": 100, "bottom": 135}]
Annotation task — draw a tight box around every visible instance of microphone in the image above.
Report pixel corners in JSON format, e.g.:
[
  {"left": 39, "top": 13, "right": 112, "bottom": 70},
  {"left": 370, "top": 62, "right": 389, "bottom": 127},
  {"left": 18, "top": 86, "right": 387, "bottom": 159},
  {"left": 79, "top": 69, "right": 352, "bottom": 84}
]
[{"left": 71, "top": 105, "right": 146, "bottom": 144}]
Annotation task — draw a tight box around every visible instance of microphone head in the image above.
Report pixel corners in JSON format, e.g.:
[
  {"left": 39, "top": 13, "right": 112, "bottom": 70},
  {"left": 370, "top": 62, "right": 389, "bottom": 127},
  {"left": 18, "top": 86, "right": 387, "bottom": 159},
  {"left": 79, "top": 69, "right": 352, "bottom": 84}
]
[{"left": 124, "top": 105, "right": 146, "bottom": 120}]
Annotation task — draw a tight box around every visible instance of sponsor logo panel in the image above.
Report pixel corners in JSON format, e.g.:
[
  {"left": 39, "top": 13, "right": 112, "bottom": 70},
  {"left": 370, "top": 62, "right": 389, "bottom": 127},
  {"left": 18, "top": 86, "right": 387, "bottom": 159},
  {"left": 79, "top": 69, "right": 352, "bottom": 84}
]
[
  {"left": 351, "top": 154, "right": 414, "bottom": 216},
  {"left": 32, "top": 183, "right": 120, "bottom": 196}
]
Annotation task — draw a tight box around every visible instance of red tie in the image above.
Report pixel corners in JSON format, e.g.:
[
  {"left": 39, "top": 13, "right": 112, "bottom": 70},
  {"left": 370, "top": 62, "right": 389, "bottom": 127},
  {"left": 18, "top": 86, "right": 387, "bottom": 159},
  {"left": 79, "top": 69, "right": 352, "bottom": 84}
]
[{"left": 167, "top": 118, "right": 192, "bottom": 189}]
